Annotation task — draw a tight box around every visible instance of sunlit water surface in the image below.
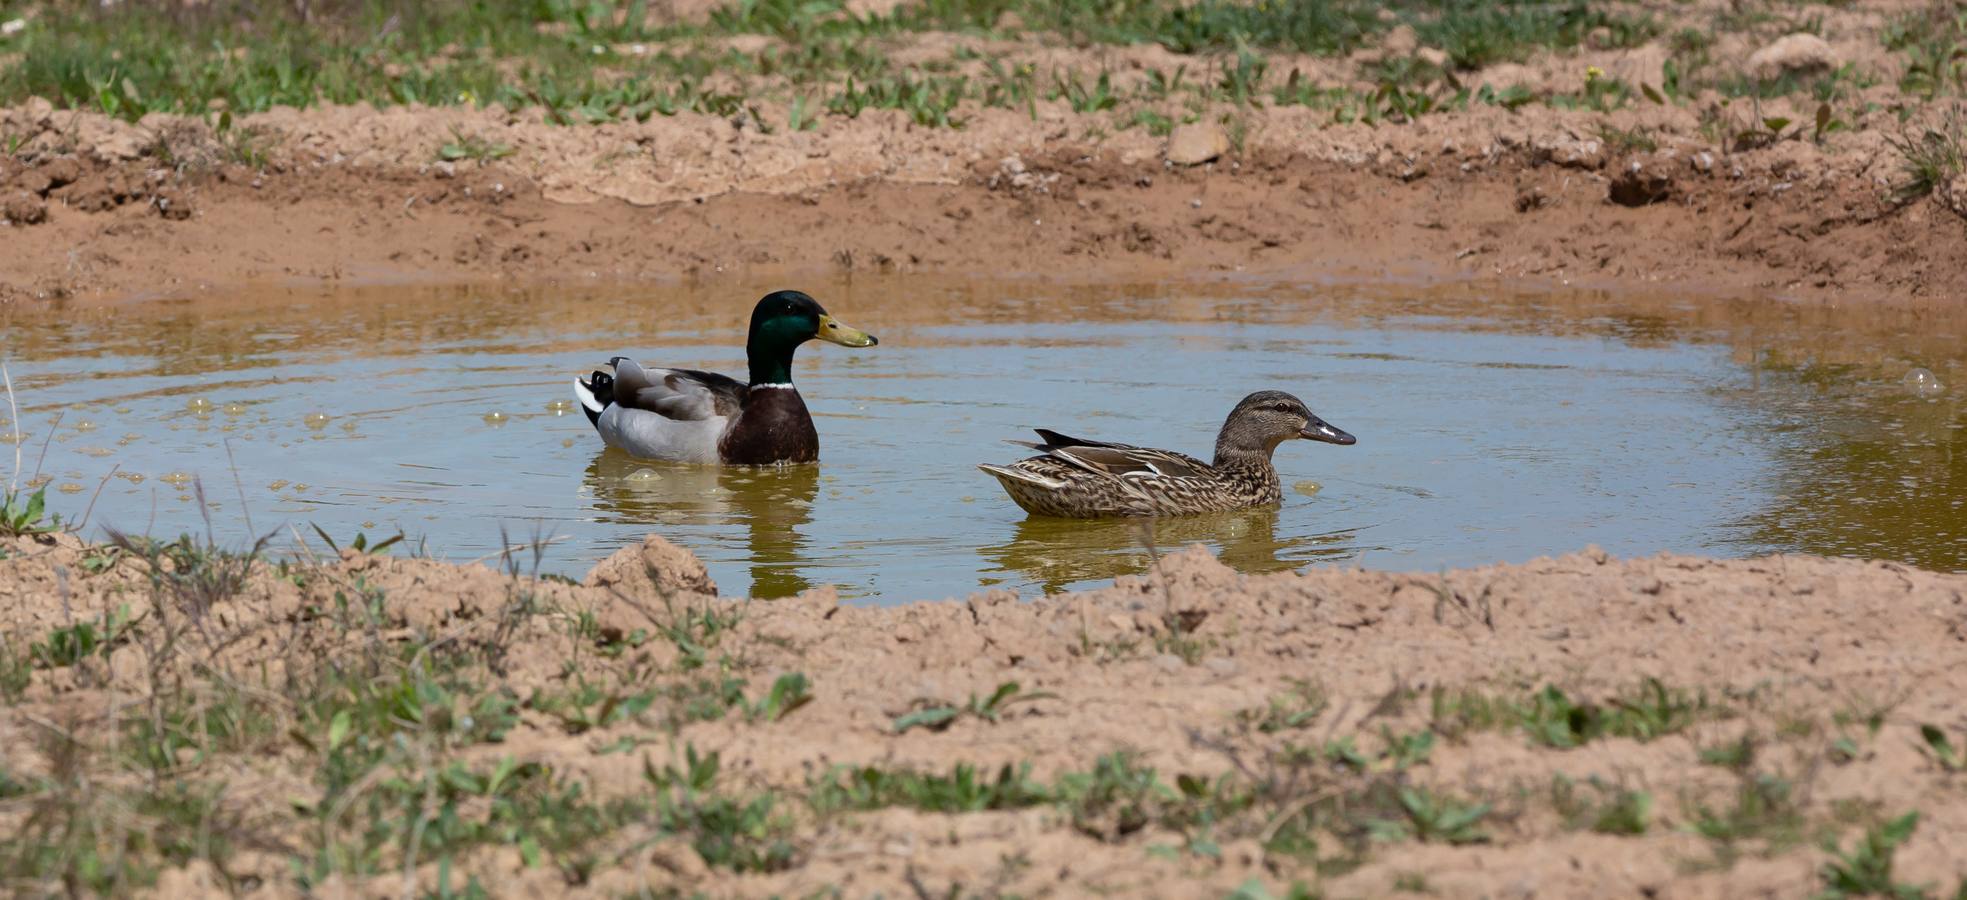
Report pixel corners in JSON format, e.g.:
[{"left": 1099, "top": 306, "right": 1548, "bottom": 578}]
[{"left": 3, "top": 277, "right": 1963, "bottom": 602}]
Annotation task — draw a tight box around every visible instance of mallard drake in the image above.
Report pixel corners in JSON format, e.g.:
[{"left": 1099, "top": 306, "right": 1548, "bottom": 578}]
[
  {"left": 978, "top": 390, "right": 1355, "bottom": 518},
  {"left": 574, "top": 290, "right": 877, "bottom": 465}
]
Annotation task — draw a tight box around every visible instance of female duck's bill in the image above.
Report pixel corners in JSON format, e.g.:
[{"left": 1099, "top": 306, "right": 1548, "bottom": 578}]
[{"left": 573, "top": 290, "right": 878, "bottom": 465}]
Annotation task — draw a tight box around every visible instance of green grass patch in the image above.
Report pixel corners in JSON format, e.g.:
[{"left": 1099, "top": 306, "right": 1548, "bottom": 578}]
[
  {"left": 1549, "top": 775, "right": 1651, "bottom": 835},
  {"left": 0, "top": 486, "right": 61, "bottom": 538},
  {"left": 809, "top": 761, "right": 1051, "bottom": 814},
  {"left": 1817, "top": 811, "right": 1927, "bottom": 900},
  {"left": 1431, "top": 678, "right": 1714, "bottom": 748},
  {"left": 1885, "top": 109, "right": 1967, "bottom": 202},
  {"left": 893, "top": 680, "right": 1055, "bottom": 733}
]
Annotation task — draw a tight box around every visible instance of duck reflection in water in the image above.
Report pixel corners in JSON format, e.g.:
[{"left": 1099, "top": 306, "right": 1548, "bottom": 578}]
[
  {"left": 977, "top": 505, "right": 1365, "bottom": 595},
  {"left": 583, "top": 449, "right": 818, "bottom": 598}
]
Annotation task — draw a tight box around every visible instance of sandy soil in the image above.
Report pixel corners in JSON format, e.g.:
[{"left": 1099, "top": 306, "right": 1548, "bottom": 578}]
[
  {"left": 6, "top": 5, "right": 1967, "bottom": 893},
  {"left": 2, "top": 83, "right": 1966, "bottom": 306},
  {"left": 2, "top": 530, "right": 1965, "bottom": 897}
]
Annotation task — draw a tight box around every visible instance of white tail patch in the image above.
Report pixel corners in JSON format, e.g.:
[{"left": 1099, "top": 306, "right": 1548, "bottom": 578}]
[{"left": 573, "top": 378, "right": 606, "bottom": 414}]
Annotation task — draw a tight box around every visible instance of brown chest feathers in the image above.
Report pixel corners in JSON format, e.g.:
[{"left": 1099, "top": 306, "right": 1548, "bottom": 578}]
[{"left": 719, "top": 387, "right": 820, "bottom": 465}]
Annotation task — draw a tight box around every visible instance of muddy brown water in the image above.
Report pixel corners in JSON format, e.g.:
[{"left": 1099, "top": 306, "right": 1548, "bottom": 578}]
[{"left": 2, "top": 276, "right": 1962, "bottom": 601}]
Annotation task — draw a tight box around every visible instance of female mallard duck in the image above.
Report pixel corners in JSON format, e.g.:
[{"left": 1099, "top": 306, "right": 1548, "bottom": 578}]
[
  {"left": 978, "top": 390, "right": 1355, "bottom": 518},
  {"left": 573, "top": 290, "right": 877, "bottom": 465}
]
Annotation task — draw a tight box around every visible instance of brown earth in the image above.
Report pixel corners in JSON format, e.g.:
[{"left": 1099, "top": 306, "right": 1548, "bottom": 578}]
[
  {"left": 6, "top": 12, "right": 1967, "bottom": 893},
  {"left": 3, "top": 530, "right": 1967, "bottom": 897},
  {"left": 2, "top": 92, "right": 1966, "bottom": 306}
]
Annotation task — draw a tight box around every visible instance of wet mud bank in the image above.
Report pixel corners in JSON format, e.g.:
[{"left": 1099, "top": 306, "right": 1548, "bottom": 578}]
[{"left": 4, "top": 101, "right": 1967, "bottom": 306}]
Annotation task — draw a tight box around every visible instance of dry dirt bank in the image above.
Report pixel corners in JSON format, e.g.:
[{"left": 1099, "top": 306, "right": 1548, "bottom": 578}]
[
  {"left": 2, "top": 529, "right": 1964, "bottom": 897},
  {"left": 3, "top": 96, "right": 1966, "bottom": 306}
]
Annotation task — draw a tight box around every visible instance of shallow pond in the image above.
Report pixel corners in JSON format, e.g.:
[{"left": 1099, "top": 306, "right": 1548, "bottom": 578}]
[{"left": 3, "top": 276, "right": 1963, "bottom": 601}]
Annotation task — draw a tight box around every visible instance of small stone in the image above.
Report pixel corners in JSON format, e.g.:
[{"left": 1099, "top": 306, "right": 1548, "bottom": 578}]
[
  {"left": 1535, "top": 137, "right": 1605, "bottom": 171},
  {"left": 1746, "top": 33, "right": 1837, "bottom": 81},
  {"left": 1514, "top": 185, "right": 1549, "bottom": 213},
  {"left": 1166, "top": 123, "right": 1230, "bottom": 166}
]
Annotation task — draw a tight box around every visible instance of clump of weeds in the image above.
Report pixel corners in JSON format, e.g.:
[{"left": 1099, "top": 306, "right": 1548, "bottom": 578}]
[{"left": 894, "top": 680, "right": 1057, "bottom": 733}]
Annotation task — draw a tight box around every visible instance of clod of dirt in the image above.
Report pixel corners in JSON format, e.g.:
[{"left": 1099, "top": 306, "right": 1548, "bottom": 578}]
[
  {"left": 1938, "top": 174, "right": 1967, "bottom": 223},
  {"left": 2, "top": 189, "right": 47, "bottom": 225},
  {"left": 585, "top": 533, "right": 719, "bottom": 598},
  {"left": 1380, "top": 24, "right": 1418, "bottom": 57},
  {"left": 1165, "top": 123, "right": 1229, "bottom": 166},
  {"left": 1609, "top": 157, "right": 1674, "bottom": 207},
  {"left": 153, "top": 188, "right": 193, "bottom": 221},
  {"left": 1514, "top": 185, "right": 1549, "bottom": 213},
  {"left": 1533, "top": 136, "right": 1604, "bottom": 171},
  {"left": 36, "top": 157, "right": 81, "bottom": 191},
  {"left": 1746, "top": 33, "right": 1838, "bottom": 81},
  {"left": 73, "top": 115, "right": 151, "bottom": 162}
]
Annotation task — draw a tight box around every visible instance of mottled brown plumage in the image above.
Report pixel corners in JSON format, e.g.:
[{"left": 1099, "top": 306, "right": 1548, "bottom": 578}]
[{"left": 979, "top": 390, "right": 1356, "bottom": 518}]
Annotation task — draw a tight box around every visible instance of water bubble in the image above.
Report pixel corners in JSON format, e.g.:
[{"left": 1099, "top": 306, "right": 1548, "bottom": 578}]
[
  {"left": 160, "top": 471, "right": 193, "bottom": 487},
  {"left": 1293, "top": 480, "right": 1323, "bottom": 498},
  {"left": 176, "top": 494, "right": 192, "bottom": 502},
  {"left": 561, "top": 438, "right": 576, "bottom": 448},
  {"left": 482, "top": 411, "right": 508, "bottom": 426},
  {"left": 267, "top": 479, "right": 289, "bottom": 491},
  {"left": 186, "top": 397, "right": 214, "bottom": 413},
  {"left": 113, "top": 406, "right": 130, "bottom": 414},
  {"left": 73, "top": 420, "right": 96, "bottom": 433},
  {"left": 341, "top": 421, "right": 358, "bottom": 433},
  {"left": 222, "top": 403, "right": 247, "bottom": 416},
  {"left": 546, "top": 399, "right": 574, "bottom": 415},
  {"left": 25, "top": 475, "right": 50, "bottom": 488},
  {"left": 117, "top": 471, "right": 144, "bottom": 484},
  {"left": 57, "top": 482, "right": 83, "bottom": 494},
  {"left": 1905, "top": 367, "right": 1945, "bottom": 398},
  {"left": 292, "top": 483, "right": 310, "bottom": 492},
  {"left": 303, "top": 413, "right": 331, "bottom": 429},
  {"left": 118, "top": 433, "right": 141, "bottom": 445},
  {"left": 77, "top": 446, "right": 113, "bottom": 458},
  {"left": 626, "top": 467, "right": 662, "bottom": 482}
]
